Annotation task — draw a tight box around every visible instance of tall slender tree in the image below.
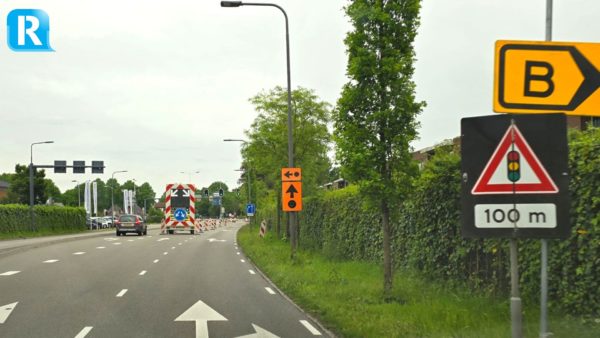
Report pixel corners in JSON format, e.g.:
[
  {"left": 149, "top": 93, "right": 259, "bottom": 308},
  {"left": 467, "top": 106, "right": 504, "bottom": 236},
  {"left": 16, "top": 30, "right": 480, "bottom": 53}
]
[{"left": 334, "top": 0, "right": 424, "bottom": 297}]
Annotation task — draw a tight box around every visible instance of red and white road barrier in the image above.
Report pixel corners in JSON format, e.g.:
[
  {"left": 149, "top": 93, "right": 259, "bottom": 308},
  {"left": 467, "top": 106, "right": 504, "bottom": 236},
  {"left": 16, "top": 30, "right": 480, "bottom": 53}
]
[{"left": 259, "top": 220, "right": 266, "bottom": 238}]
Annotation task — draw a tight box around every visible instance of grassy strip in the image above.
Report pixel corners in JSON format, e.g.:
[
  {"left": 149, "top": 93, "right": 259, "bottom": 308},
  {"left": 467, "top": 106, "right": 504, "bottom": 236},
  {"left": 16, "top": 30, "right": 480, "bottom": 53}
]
[
  {"left": 238, "top": 225, "right": 600, "bottom": 338},
  {"left": 0, "top": 227, "right": 88, "bottom": 241}
]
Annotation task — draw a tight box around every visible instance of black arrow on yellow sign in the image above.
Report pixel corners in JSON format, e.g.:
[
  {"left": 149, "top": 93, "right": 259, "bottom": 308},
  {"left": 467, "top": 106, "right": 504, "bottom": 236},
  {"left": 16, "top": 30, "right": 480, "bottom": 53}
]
[{"left": 285, "top": 184, "right": 298, "bottom": 198}]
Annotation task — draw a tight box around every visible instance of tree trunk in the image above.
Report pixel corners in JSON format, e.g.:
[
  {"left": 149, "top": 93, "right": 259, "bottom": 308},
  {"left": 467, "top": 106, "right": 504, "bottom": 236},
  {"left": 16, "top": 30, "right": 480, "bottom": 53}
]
[
  {"left": 382, "top": 199, "right": 393, "bottom": 299},
  {"left": 277, "top": 184, "right": 282, "bottom": 238}
]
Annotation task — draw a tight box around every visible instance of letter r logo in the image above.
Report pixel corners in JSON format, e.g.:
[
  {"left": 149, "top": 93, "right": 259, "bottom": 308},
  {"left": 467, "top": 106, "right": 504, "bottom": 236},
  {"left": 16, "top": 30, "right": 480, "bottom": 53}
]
[{"left": 7, "top": 9, "right": 54, "bottom": 52}]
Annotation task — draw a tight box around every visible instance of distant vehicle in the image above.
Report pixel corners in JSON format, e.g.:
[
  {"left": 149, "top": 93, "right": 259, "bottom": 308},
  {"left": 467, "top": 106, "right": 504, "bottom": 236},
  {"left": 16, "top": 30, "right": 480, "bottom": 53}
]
[
  {"left": 162, "top": 183, "right": 198, "bottom": 235},
  {"left": 102, "top": 216, "right": 113, "bottom": 228},
  {"left": 115, "top": 214, "right": 147, "bottom": 236},
  {"left": 88, "top": 217, "right": 103, "bottom": 230}
]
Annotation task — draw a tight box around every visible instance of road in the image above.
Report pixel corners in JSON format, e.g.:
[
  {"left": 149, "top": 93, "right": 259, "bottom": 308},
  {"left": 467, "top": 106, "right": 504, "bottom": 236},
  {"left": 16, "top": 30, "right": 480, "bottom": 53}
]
[{"left": 0, "top": 221, "right": 326, "bottom": 338}]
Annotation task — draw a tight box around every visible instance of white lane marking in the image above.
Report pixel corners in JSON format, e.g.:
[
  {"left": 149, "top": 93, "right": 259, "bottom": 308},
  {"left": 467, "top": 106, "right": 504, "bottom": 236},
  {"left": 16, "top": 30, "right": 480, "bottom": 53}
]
[
  {"left": 73, "top": 252, "right": 85, "bottom": 255},
  {"left": 248, "top": 270, "right": 256, "bottom": 275},
  {"left": 0, "top": 271, "right": 20, "bottom": 276},
  {"left": 300, "top": 320, "right": 322, "bottom": 335},
  {"left": 240, "top": 259, "right": 245, "bottom": 263},
  {"left": 157, "top": 238, "right": 170, "bottom": 242},
  {"left": 163, "top": 252, "right": 168, "bottom": 255},
  {"left": 113, "top": 242, "right": 121, "bottom": 245},
  {"left": 236, "top": 252, "right": 240, "bottom": 255},
  {"left": 96, "top": 246, "right": 106, "bottom": 249},
  {"left": 171, "top": 246, "right": 176, "bottom": 250},
  {"left": 104, "top": 238, "right": 118, "bottom": 241},
  {"left": 139, "top": 270, "right": 147, "bottom": 276},
  {"left": 0, "top": 302, "right": 18, "bottom": 323},
  {"left": 127, "top": 239, "right": 134, "bottom": 242},
  {"left": 74, "top": 326, "right": 93, "bottom": 338},
  {"left": 148, "top": 236, "right": 153, "bottom": 238},
  {"left": 153, "top": 259, "right": 159, "bottom": 263},
  {"left": 43, "top": 259, "right": 59, "bottom": 263},
  {"left": 178, "top": 243, "right": 182, "bottom": 246},
  {"left": 265, "top": 287, "right": 276, "bottom": 295},
  {"left": 116, "top": 289, "right": 128, "bottom": 297}
]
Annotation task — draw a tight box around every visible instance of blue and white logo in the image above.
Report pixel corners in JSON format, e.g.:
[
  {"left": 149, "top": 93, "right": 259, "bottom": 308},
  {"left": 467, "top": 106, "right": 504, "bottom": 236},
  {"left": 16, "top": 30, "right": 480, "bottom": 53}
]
[
  {"left": 7, "top": 9, "right": 54, "bottom": 52},
  {"left": 174, "top": 208, "right": 187, "bottom": 222},
  {"left": 246, "top": 203, "right": 255, "bottom": 217}
]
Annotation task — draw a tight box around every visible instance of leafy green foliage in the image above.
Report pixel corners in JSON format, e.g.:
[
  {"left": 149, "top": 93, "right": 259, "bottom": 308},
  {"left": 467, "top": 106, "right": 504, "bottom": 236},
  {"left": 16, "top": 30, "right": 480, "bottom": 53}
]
[
  {"left": 299, "top": 128, "right": 600, "bottom": 317},
  {"left": 0, "top": 204, "right": 86, "bottom": 234},
  {"left": 5, "top": 164, "right": 48, "bottom": 204}
]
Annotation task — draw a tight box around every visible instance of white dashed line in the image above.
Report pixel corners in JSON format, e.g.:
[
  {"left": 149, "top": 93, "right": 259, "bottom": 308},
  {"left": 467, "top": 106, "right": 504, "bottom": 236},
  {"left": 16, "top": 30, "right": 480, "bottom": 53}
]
[
  {"left": 265, "top": 287, "right": 276, "bottom": 295},
  {"left": 178, "top": 243, "right": 182, "bottom": 246},
  {"left": 43, "top": 259, "right": 59, "bottom": 263},
  {"left": 0, "top": 271, "right": 20, "bottom": 276},
  {"left": 139, "top": 270, "right": 147, "bottom": 276},
  {"left": 113, "top": 242, "right": 121, "bottom": 245},
  {"left": 248, "top": 270, "right": 256, "bottom": 275},
  {"left": 237, "top": 252, "right": 240, "bottom": 255},
  {"left": 300, "top": 320, "right": 322, "bottom": 335},
  {"left": 74, "top": 326, "right": 93, "bottom": 338},
  {"left": 240, "top": 259, "right": 245, "bottom": 263},
  {"left": 116, "top": 289, "right": 128, "bottom": 297},
  {"left": 96, "top": 246, "right": 106, "bottom": 249},
  {"left": 73, "top": 252, "right": 85, "bottom": 255},
  {"left": 163, "top": 252, "right": 168, "bottom": 255},
  {"left": 127, "top": 239, "right": 134, "bottom": 242},
  {"left": 171, "top": 247, "right": 176, "bottom": 250},
  {"left": 153, "top": 259, "right": 159, "bottom": 263}
]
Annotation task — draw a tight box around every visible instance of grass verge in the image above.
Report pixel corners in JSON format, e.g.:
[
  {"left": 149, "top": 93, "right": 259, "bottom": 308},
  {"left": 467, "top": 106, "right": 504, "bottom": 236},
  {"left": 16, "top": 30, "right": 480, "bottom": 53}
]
[{"left": 237, "top": 225, "right": 600, "bottom": 338}]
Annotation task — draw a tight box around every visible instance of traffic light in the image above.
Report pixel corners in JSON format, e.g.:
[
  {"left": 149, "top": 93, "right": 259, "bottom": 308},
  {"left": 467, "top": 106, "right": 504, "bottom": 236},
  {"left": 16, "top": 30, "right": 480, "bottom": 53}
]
[
  {"left": 91, "top": 161, "right": 104, "bottom": 174},
  {"left": 507, "top": 150, "right": 520, "bottom": 182},
  {"left": 203, "top": 189, "right": 209, "bottom": 197},
  {"left": 73, "top": 161, "right": 85, "bottom": 174},
  {"left": 54, "top": 160, "right": 67, "bottom": 173},
  {"left": 219, "top": 188, "right": 224, "bottom": 197}
]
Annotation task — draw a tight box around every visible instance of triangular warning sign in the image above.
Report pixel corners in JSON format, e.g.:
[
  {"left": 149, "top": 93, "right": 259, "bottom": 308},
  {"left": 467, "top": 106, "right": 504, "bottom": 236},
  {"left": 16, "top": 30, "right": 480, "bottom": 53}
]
[{"left": 472, "top": 124, "right": 558, "bottom": 195}]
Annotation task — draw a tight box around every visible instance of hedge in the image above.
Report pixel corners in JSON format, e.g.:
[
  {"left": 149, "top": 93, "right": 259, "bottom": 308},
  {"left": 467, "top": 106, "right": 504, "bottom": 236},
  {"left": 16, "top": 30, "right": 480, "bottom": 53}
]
[
  {"left": 296, "top": 127, "right": 599, "bottom": 317},
  {"left": 0, "top": 204, "right": 86, "bottom": 234}
]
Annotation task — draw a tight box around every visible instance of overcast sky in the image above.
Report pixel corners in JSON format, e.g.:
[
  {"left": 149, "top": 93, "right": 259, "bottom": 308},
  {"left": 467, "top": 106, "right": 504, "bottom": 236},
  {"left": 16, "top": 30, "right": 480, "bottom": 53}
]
[{"left": 1, "top": 0, "right": 598, "bottom": 195}]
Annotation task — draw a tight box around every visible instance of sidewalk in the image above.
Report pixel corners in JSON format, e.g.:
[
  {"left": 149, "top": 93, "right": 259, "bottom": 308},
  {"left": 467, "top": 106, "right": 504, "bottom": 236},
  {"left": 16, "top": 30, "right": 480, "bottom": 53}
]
[{"left": 0, "top": 224, "right": 160, "bottom": 257}]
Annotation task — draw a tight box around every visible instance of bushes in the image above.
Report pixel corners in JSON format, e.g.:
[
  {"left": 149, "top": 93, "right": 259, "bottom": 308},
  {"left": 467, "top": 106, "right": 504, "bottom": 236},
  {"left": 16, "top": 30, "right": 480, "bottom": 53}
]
[
  {"left": 299, "top": 127, "right": 600, "bottom": 317},
  {"left": 0, "top": 204, "right": 86, "bottom": 234}
]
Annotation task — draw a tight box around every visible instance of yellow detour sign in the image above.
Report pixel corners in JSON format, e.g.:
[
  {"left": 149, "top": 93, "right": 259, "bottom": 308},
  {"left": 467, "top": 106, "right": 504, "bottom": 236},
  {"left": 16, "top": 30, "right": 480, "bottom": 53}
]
[{"left": 494, "top": 40, "right": 600, "bottom": 116}]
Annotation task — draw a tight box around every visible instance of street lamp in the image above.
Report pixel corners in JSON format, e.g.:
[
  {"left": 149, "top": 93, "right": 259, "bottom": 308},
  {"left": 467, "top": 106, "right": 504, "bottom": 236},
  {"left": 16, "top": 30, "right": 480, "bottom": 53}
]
[
  {"left": 221, "top": 1, "right": 297, "bottom": 257},
  {"left": 180, "top": 170, "right": 200, "bottom": 183},
  {"left": 29, "top": 140, "right": 54, "bottom": 231},
  {"left": 71, "top": 180, "right": 81, "bottom": 207},
  {"left": 111, "top": 170, "right": 127, "bottom": 221}
]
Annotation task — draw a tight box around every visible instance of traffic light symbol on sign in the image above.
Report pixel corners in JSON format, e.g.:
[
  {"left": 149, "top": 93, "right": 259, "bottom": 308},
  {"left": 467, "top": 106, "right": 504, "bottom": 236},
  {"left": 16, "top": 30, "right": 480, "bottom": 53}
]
[{"left": 507, "top": 150, "right": 520, "bottom": 182}]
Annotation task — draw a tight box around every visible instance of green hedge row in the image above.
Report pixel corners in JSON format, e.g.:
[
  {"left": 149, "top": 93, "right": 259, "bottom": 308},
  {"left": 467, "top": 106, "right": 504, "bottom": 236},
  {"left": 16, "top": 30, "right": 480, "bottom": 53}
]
[
  {"left": 0, "top": 204, "right": 86, "bottom": 233},
  {"left": 297, "top": 127, "right": 599, "bottom": 317}
]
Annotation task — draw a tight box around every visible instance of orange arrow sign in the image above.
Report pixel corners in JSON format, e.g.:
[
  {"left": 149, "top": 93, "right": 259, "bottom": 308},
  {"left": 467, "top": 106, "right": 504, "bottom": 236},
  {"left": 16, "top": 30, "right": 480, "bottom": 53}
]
[
  {"left": 281, "top": 167, "right": 302, "bottom": 181},
  {"left": 282, "top": 181, "right": 302, "bottom": 212},
  {"left": 494, "top": 40, "right": 600, "bottom": 117}
]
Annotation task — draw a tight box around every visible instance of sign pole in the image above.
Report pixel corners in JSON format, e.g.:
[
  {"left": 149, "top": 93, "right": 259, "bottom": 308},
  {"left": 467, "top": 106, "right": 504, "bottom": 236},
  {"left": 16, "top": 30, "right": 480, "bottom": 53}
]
[
  {"left": 540, "top": 2, "right": 552, "bottom": 337},
  {"left": 510, "top": 238, "right": 523, "bottom": 338}
]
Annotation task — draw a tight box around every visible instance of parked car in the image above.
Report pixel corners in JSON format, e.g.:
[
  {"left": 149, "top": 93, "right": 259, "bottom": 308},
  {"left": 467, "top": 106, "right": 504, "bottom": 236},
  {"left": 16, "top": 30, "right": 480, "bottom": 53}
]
[
  {"left": 88, "top": 217, "right": 102, "bottom": 230},
  {"left": 115, "top": 214, "right": 147, "bottom": 236},
  {"left": 102, "top": 216, "right": 113, "bottom": 228}
]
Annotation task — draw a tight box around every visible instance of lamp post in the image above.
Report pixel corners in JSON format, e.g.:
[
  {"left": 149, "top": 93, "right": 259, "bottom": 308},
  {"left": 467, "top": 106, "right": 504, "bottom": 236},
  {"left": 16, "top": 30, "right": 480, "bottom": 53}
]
[
  {"left": 221, "top": 1, "right": 297, "bottom": 257},
  {"left": 29, "top": 140, "right": 54, "bottom": 231},
  {"left": 111, "top": 170, "right": 127, "bottom": 221},
  {"left": 180, "top": 170, "right": 200, "bottom": 183},
  {"left": 71, "top": 180, "right": 81, "bottom": 207},
  {"left": 225, "top": 138, "right": 252, "bottom": 216}
]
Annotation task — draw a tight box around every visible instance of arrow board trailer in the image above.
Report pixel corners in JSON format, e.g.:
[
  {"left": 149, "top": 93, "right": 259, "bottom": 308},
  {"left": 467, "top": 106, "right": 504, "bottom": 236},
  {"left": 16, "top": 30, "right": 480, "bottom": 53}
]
[
  {"left": 164, "top": 183, "right": 200, "bottom": 235},
  {"left": 461, "top": 114, "right": 570, "bottom": 239}
]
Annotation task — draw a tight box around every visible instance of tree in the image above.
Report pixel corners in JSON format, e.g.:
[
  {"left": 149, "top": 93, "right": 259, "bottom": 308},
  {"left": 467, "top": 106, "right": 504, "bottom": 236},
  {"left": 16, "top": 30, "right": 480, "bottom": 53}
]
[
  {"left": 6, "top": 164, "right": 49, "bottom": 204},
  {"left": 334, "top": 0, "right": 424, "bottom": 297},
  {"left": 242, "top": 86, "right": 332, "bottom": 246},
  {"left": 135, "top": 182, "right": 156, "bottom": 210},
  {"left": 44, "top": 179, "right": 62, "bottom": 203}
]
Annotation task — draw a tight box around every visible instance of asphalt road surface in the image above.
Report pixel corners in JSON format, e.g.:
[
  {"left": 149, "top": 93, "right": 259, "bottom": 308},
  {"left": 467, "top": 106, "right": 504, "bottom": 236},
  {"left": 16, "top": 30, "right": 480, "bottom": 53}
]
[{"left": 0, "top": 220, "right": 327, "bottom": 338}]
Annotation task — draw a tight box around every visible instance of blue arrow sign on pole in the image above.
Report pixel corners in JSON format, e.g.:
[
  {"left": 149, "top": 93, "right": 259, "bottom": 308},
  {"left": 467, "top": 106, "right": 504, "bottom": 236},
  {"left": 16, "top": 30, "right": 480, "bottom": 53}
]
[{"left": 246, "top": 203, "right": 255, "bottom": 217}]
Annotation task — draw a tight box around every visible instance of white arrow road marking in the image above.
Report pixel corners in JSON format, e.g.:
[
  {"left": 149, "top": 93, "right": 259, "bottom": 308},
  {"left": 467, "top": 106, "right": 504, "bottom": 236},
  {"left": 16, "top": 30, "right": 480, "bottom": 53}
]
[
  {"left": 175, "top": 300, "right": 227, "bottom": 338},
  {"left": 208, "top": 238, "right": 226, "bottom": 243},
  {"left": 74, "top": 326, "right": 93, "bottom": 338},
  {"left": 96, "top": 246, "right": 106, "bottom": 249},
  {"left": 0, "top": 302, "right": 18, "bottom": 324},
  {"left": 236, "top": 323, "right": 280, "bottom": 338},
  {"left": 265, "top": 287, "right": 276, "bottom": 295},
  {"left": 157, "top": 238, "right": 170, "bottom": 242},
  {"left": 153, "top": 259, "right": 159, "bottom": 263},
  {"left": 249, "top": 270, "right": 256, "bottom": 275},
  {"left": 139, "top": 270, "right": 147, "bottom": 276},
  {"left": 0, "top": 271, "right": 20, "bottom": 276},
  {"left": 43, "top": 259, "right": 59, "bottom": 263},
  {"left": 116, "top": 289, "right": 128, "bottom": 297},
  {"left": 73, "top": 252, "right": 85, "bottom": 255},
  {"left": 300, "top": 320, "right": 322, "bottom": 335}
]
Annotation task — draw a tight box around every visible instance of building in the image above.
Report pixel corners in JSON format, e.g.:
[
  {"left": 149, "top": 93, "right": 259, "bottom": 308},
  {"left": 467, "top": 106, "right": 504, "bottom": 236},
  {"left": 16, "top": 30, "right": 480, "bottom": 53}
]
[{"left": 0, "top": 180, "right": 9, "bottom": 200}]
